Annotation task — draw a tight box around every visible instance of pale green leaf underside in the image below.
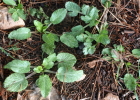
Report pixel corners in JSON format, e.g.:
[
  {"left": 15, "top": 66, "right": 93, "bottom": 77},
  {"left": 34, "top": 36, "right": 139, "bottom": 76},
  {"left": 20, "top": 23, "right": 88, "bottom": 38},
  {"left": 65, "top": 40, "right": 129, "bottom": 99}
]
[
  {"left": 4, "top": 60, "right": 30, "bottom": 73},
  {"left": 8, "top": 27, "right": 31, "bottom": 40},
  {"left": 36, "top": 75, "right": 52, "bottom": 97},
  {"left": 124, "top": 74, "right": 137, "bottom": 91},
  {"left": 57, "top": 67, "right": 84, "bottom": 83},
  {"left": 60, "top": 33, "right": 78, "bottom": 48},
  {"left": 65, "top": 1, "right": 80, "bottom": 17},
  {"left": 41, "top": 43, "right": 55, "bottom": 55},
  {"left": 57, "top": 53, "right": 77, "bottom": 68},
  {"left": 3, "top": 0, "right": 16, "bottom": 6},
  {"left": 50, "top": 8, "right": 67, "bottom": 24},
  {"left": 4, "top": 73, "right": 28, "bottom": 92}
]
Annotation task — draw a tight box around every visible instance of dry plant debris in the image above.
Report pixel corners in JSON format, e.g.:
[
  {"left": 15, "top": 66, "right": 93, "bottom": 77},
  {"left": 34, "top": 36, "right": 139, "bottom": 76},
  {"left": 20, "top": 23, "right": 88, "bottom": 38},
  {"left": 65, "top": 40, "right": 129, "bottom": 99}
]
[{"left": 0, "top": 6, "right": 25, "bottom": 30}]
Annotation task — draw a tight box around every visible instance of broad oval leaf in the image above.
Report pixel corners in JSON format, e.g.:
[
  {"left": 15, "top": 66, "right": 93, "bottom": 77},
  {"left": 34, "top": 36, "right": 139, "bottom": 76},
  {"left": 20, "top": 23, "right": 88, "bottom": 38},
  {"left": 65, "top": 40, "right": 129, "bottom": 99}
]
[
  {"left": 3, "top": 0, "right": 16, "bottom": 6},
  {"left": 83, "top": 45, "right": 96, "bottom": 55},
  {"left": 57, "top": 53, "right": 77, "bottom": 68},
  {"left": 124, "top": 74, "right": 137, "bottom": 91},
  {"left": 34, "top": 20, "right": 43, "bottom": 32},
  {"left": 60, "top": 33, "right": 78, "bottom": 48},
  {"left": 102, "top": 48, "right": 112, "bottom": 56},
  {"left": 65, "top": 1, "right": 80, "bottom": 17},
  {"left": 71, "top": 25, "right": 85, "bottom": 36},
  {"left": 94, "top": 34, "right": 110, "bottom": 45},
  {"left": 101, "top": 0, "right": 112, "bottom": 8},
  {"left": 8, "top": 27, "right": 31, "bottom": 40},
  {"left": 42, "top": 58, "right": 54, "bottom": 69},
  {"left": 4, "top": 73, "right": 28, "bottom": 92},
  {"left": 4, "top": 60, "right": 30, "bottom": 73},
  {"left": 50, "top": 8, "right": 67, "bottom": 25},
  {"left": 41, "top": 43, "right": 55, "bottom": 55},
  {"left": 42, "top": 33, "right": 59, "bottom": 45},
  {"left": 132, "top": 49, "right": 140, "bottom": 58},
  {"left": 57, "top": 67, "right": 84, "bottom": 83},
  {"left": 81, "top": 4, "right": 90, "bottom": 15},
  {"left": 36, "top": 75, "right": 52, "bottom": 97},
  {"left": 47, "top": 53, "right": 57, "bottom": 62},
  {"left": 76, "top": 34, "right": 87, "bottom": 42}
]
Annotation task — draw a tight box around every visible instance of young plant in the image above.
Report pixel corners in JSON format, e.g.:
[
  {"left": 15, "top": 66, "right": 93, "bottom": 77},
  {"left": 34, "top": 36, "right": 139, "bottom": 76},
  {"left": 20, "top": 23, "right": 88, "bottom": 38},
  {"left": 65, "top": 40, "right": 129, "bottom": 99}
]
[
  {"left": 102, "top": 44, "right": 125, "bottom": 79},
  {"left": 3, "top": 0, "right": 26, "bottom": 21},
  {"left": 4, "top": 53, "right": 84, "bottom": 97},
  {"left": 33, "top": 1, "right": 110, "bottom": 55},
  {"left": 60, "top": 2, "right": 110, "bottom": 55}
]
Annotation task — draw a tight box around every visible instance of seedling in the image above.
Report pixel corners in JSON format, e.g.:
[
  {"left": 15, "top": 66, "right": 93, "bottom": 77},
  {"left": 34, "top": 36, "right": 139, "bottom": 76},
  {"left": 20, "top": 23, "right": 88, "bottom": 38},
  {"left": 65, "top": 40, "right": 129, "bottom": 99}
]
[
  {"left": 4, "top": 53, "right": 84, "bottom": 97},
  {"left": 3, "top": 0, "right": 26, "bottom": 21},
  {"left": 3, "top": 1, "right": 113, "bottom": 98},
  {"left": 102, "top": 45, "right": 140, "bottom": 99}
]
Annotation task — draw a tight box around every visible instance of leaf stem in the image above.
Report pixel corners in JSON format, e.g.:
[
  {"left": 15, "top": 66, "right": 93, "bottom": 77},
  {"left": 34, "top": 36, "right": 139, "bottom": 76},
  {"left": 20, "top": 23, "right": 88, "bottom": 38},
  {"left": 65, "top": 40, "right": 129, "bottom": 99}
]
[
  {"left": 83, "top": 24, "right": 89, "bottom": 28},
  {"left": 44, "top": 70, "right": 56, "bottom": 74},
  {"left": 25, "top": 72, "right": 36, "bottom": 79}
]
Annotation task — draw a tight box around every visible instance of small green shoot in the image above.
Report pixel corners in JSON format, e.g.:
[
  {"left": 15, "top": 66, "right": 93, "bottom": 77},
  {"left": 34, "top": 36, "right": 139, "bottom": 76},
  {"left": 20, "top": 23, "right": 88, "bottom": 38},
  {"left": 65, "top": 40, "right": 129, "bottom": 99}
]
[
  {"left": 3, "top": 0, "right": 26, "bottom": 21},
  {"left": 4, "top": 53, "right": 84, "bottom": 97}
]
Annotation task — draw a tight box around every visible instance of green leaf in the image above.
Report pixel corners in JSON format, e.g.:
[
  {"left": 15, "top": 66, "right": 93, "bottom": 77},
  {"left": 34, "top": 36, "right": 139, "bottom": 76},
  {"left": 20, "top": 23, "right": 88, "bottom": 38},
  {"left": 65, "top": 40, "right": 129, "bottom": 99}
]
[
  {"left": 93, "top": 34, "right": 110, "bottom": 45},
  {"left": 41, "top": 43, "right": 55, "bottom": 55},
  {"left": 3, "top": 0, "right": 16, "bottom": 6},
  {"left": 4, "top": 73, "right": 28, "bottom": 92},
  {"left": 65, "top": 1, "right": 80, "bottom": 17},
  {"left": 42, "top": 58, "right": 54, "bottom": 69},
  {"left": 81, "top": 7, "right": 99, "bottom": 27},
  {"left": 124, "top": 74, "right": 137, "bottom": 91},
  {"left": 50, "top": 8, "right": 67, "bottom": 25},
  {"left": 4, "top": 60, "right": 30, "bottom": 73},
  {"left": 42, "top": 33, "right": 58, "bottom": 45},
  {"left": 57, "top": 67, "right": 84, "bottom": 83},
  {"left": 57, "top": 53, "right": 77, "bottom": 68},
  {"left": 36, "top": 75, "right": 52, "bottom": 97},
  {"left": 132, "top": 49, "right": 140, "bottom": 57},
  {"left": 111, "top": 49, "right": 120, "bottom": 61},
  {"left": 81, "top": 15, "right": 92, "bottom": 23},
  {"left": 42, "top": 53, "right": 57, "bottom": 69},
  {"left": 81, "top": 4, "right": 90, "bottom": 15},
  {"left": 8, "top": 27, "right": 31, "bottom": 40},
  {"left": 76, "top": 34, "right": 87, "bottom": 42},
  {"left": 101, "top": 0, "right": 112, "bottom": 8},
  {"left": 99, "top": 22, "right": 108, "bottom": 34},
  {"left": 33, "top": 66, "right": 43, "bottom": 73},
  {"left": 71, "top": 25, "right": 85, "bottom": 37},
  {"left": 8, "top": 8, "right": 16, "bottom": 13},
  {"left": 60, "top": 33, "right": 78, "bottom": 48},
  {"left": 16, "top": 8, "right": 26, "bottom": 20},
  {"left": 83, "top": 45, "right": 96, "bottom": 55},
  {"left": 102, "top": 48, "right": 112, "bottom": 56},
  {"left": 29, "top": 8, "right": 37, "bottom": 16},
  {"left": 47, "top": 53, "right": 57, "bottom": 62},
  {"left": 34, "top": 20, "right": 43, "bottom": 33},
  {"left": 113, "top": 44, "right": 125, "bottom": 52},
  {"left": 11, "top": 12, "right": 19, "bottom": 21}
]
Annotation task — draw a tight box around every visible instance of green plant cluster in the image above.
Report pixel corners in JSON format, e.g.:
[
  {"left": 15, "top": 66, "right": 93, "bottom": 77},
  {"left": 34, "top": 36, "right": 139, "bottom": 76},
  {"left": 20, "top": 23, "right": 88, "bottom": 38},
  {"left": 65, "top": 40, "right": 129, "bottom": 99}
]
[
  {"left": 3, "top": 0, "right": 140, "bottom": 99},
  {"left": 102, "top": 45, "right": 140, "bottom": 100},
  {"left": 3, "top": 0, "right": 26, "bottom": 21}
]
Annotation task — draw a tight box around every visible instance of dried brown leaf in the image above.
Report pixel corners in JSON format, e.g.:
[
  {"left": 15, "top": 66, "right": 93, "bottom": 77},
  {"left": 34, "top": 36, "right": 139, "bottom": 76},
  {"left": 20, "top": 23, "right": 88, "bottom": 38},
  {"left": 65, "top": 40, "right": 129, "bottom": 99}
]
[
  {"left": 87, "top": 60, "right": 101, "bottom": 68},
  {"left": 102, "top": 93, "right": 119, "bottom": 100}
]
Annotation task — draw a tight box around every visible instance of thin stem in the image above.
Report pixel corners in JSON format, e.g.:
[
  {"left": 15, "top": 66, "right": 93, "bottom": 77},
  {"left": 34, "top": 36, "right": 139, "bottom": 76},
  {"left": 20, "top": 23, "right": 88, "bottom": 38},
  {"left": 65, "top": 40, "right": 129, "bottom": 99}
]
[
  {"left": 25, "top": 72, "right": 36, "bottom": 79},
  {"left": 44, "top": 70, "right": 56, "bottom": 74},
  {"left": 83, "top": 24, "right": 90, "bottom": 28}
]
